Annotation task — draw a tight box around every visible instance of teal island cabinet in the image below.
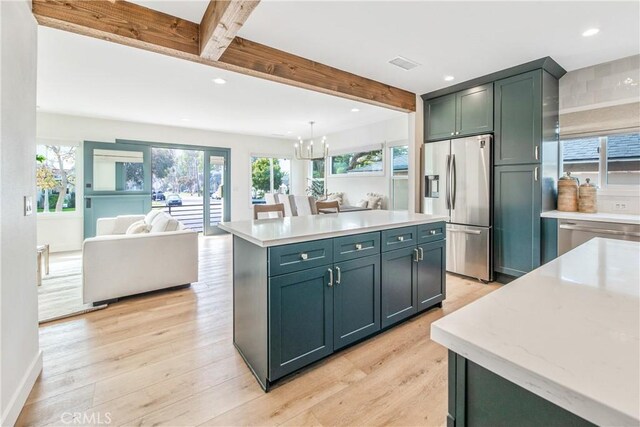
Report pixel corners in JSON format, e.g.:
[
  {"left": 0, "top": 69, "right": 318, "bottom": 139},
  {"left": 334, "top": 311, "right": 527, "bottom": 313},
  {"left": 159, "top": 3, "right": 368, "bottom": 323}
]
[{"left": 219, "top": 210, "right": 447, "bottom": 390}]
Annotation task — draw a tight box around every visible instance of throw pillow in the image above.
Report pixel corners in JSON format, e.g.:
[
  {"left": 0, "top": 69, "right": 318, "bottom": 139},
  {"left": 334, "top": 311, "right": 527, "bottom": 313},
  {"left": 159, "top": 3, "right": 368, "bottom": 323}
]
[
  {"left": 144, "top": 209, "right": 163, "bottom": 226},
  {"left": 126, "top": 220, "right": 150, "bottom": 235},
  {"left": 366, "top": 193, "right": 383, "bottom": 210},
  {"left": 149, "top": 213, "right": 170, "bottom": 233},
  {"left": 164, "top": 218, "right": 180, "bottom": 232},
  {"left": 355, "top": 199, "right": 368, "bottom": 208}
]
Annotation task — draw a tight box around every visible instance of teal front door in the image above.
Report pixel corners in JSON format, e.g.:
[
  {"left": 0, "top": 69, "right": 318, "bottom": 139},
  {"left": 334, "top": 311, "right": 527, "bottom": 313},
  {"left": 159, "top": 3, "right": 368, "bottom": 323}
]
[
  {"left": 83, "top": 141, "right": 152, "bottom": 238},
  {"left": 204, "top": 149, "right": 231, "bottom": 235}
]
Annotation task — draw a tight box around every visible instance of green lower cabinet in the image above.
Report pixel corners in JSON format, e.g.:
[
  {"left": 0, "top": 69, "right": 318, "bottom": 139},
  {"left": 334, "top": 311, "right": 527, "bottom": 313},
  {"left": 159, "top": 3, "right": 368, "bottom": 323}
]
[
  {"left": 416, "top": 240, "right": 446, "bottom": 311},
  {"left": 381, "top": 246, "right": 419, "bottom": 328},
  {"left": 333, "top": 255, "right": 381, "bottom": 350},
  {"left": 269, "top": 265, "right": 334, "bottom": 380},
  {"left": 448, "top": 351, "right": 595, "bottom": 427}
]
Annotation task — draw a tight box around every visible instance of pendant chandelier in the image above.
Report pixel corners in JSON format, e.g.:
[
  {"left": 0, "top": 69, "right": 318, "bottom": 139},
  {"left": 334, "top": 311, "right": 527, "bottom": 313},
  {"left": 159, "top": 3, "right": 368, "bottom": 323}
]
[{"left": 294, "top": 121, "right": 328, "bottom": 160}]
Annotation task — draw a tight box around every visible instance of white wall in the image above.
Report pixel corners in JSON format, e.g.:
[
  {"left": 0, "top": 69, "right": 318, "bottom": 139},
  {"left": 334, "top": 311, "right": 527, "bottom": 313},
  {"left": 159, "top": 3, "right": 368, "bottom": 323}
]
[
  {"left": 0, "top": 2, "right": 42, "bottom": 426},
  {"left": 559, "top": 55, "right": 640, "bottom": 214},
  {"left": 36, "top": 112, "right": 306, "bottom": 250},
  {"left": 323, "top": 116, "right": 410, "bottom": 208}
]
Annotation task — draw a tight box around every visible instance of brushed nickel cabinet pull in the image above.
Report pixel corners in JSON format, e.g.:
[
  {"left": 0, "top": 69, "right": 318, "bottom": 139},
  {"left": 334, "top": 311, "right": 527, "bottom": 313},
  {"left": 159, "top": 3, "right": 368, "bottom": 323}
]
[
  {"left": 355, "top": 243, "right": 363, "bottom": 250},
  {"left": 300, "top": 253, "right": 308, "bottom": 260},
  {"left": 335, "top": 267, "right": 341, "bottom": 285},
  {"left": 327, "top": 268, "right": 333, "bottom": 287},
  {"left": 414, "top": 248, "right": 419, "bottom": 262},
  {"left": 418, "top": 247, "right": 424, "bottom": 261},
  {"left": 398, "top": 236, "right": 404, "bottom": 242}
]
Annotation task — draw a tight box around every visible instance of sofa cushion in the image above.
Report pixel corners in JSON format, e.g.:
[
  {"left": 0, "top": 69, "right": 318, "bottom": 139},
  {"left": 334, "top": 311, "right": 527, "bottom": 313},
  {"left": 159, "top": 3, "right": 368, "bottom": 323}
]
[
  {"left": 149, "top": 213, "right": 181, "bottom": 233},
  {"left": 144, "top": 209, "right": 163, "bottom": 226},
  {"left": 366, "top": 193, "right": 383, "bottom": 210},
  {"left": 126, "top": 220, "right": 150, "bottom": 235},
  {"left": 326, "top": 192, "right": 344, "bottom": 205}
]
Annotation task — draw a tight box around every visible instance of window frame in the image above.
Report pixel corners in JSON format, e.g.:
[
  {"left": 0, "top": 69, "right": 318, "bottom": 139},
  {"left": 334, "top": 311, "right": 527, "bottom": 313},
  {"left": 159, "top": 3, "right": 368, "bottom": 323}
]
[
  {"left": 560, "top": 131, "right": 640, "bottom": 196},
  {"left": 249, "top": 154, "right": 293, "bottom": 205},
  {"left": 389, "top": 142, "right": 409, "bottom": 211},
  {"left": 328, "top": 145, "right": 385, "bottom": 178}
]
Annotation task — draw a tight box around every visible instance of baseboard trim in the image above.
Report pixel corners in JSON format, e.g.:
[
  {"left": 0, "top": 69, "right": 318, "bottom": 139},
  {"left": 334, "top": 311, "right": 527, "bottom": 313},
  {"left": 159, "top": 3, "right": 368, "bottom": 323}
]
[{"left": 1, "top": 350, "right": 43, "bottom": 427}]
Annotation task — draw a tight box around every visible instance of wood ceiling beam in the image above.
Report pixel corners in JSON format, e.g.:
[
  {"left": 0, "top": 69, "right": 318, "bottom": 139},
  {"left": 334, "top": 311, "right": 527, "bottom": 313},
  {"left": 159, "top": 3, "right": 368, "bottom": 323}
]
[
  {"left": 199, "top": 0, "right": 260, "bottom": 61},
  {"left": 32, "top": 0, "right": 416, "bottom": 112}
]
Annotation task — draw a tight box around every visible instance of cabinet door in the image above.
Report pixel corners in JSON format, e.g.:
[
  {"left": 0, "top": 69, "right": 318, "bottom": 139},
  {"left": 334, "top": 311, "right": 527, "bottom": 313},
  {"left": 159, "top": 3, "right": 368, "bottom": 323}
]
[
  {"left": 494, "top": 71, "right": 542, "bottom": 165},
  {"left": 269, "top": 265, "right": 333, "bottom": 380},
  {"left": 426, "top": 94, "right": 456, "bottom": 141},
  {"left": 381, "top": 246, "right": 418, "bottom": 328},
  {"left": 494, "top": 165, "right": 541, "bottom": 278},
  {"left": 455, "top": 84, "right": 494, "bottom": 137},
  {"left": 417, "top": 240, "right": 446, "bottom": 311},
  {"left": 333, "top": 255, "right": 381, "bottom": 350}
]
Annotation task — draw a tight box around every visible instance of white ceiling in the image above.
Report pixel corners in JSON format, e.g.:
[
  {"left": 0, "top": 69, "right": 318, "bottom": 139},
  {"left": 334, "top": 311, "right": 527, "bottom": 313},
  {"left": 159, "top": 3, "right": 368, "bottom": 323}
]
[
  {"left": 38, "top": 1, "right": 640, "bottom": 138},
  {"left": 37, "top": 26, "right": 403, "bottom": 139}
]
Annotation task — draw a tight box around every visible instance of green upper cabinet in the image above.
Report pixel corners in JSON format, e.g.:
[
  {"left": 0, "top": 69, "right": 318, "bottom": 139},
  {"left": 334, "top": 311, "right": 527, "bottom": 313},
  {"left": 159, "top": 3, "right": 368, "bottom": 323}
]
[
  {"left": 455, "top": 84, "right": 494, "bottom": 137},
  {"left": 494, "top": 70, "right": 542, "bottom": 165},
  {"left": 426, "top": 84, "right": 493, "bottom": 142},
  {"left": 425, "top": 94, "right": 456, "bottom": 141}
]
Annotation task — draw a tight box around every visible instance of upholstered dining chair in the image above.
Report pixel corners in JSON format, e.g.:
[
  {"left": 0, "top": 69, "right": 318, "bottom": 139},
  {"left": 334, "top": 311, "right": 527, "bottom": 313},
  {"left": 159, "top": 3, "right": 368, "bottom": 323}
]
[
  {"left": 316, "top": 200, "right": 340, "bottom": 214},
  {"left": 254, "top": 203, "right": 286, "bottom": 220}
]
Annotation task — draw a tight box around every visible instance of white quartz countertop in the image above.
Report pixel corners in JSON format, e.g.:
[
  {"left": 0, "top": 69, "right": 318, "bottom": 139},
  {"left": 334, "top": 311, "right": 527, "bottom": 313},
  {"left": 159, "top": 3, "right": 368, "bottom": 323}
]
[
  {"left": 431, "top": 238, "right": 640, "bottom": 426},
  {"left": 219, "top": 210, "right": 447, "bottom": 247},
  {"left": 541, "top": 209, "right": 640, "bottom": 225}
]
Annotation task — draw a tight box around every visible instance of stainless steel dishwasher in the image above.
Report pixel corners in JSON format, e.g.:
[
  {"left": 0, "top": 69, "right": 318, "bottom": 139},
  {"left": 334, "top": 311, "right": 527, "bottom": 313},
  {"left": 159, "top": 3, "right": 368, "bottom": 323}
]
[{"left": 558, "top": 219, "right": 640, "bottom": 255}]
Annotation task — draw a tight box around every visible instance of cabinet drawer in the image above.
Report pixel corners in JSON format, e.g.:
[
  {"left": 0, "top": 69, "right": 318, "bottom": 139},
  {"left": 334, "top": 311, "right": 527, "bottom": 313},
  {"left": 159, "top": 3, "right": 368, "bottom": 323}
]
[
  {"left": 269, "top": 239, "right": 333, "bottom": 276},
  {"left": 333, "top": 232, "right": 380, "bottom": 262},
  {"left": 417, "top": 222, "right": 446, "bottom": 244},
  {"left": 381, "top": 226, "right": 417, "bottom": 252}
]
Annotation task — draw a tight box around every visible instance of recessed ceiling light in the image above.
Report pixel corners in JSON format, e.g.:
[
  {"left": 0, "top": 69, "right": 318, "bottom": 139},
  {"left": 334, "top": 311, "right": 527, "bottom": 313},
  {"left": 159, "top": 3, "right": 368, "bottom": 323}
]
[
  {"left": 582, "top": 28, "right": 600, "bottom": 37},
  {"left": 287, "top": 131, "right": 293, "bottom": 134},
  {"left": 444, "top": 75, "right": 455, "bottom": 81},
  {"left": 212, "top": 78, "right": 226, "bottom": 85},
  {"left": 351, "top": 108, "right": 360, "bottom": 112}
]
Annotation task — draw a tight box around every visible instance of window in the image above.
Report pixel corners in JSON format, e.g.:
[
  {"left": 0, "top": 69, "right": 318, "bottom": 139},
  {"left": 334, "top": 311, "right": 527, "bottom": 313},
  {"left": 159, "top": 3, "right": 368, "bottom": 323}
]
[
  {"left": 391, "top": 145, "right": 409, "bottom": 210},
  {"left": 250, "top": 157, "right": 291, "bottom": 204},
  {"left": 330, "top": 147, "right": 383, "bottom": 176},
  {"left": 561, "top": 132, "right": 640, "bottom": 189},
  {"left": 306, "top": 158, "right": 326, "bottom": 198},
  {"left": 36, "top": 145, "right": 77, "bottom": 213}
]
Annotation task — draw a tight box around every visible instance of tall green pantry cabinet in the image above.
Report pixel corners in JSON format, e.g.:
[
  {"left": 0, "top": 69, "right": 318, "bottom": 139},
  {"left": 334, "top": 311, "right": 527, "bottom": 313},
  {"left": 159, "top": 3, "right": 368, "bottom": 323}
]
[{"left": 422, "top": 58, "right": 565, "bottom": 283}]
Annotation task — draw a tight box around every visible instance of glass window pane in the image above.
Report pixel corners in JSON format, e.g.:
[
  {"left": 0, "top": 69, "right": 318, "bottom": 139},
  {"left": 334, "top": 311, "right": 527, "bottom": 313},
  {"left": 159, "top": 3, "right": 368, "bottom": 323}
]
[
  {"left": 311, "top": 159, "right": 325, "bottom": 179},
  {"left": 392, "top": 178, "right": 408, "bottom": 210},
  {"left": 251, "top": 157, "right": 291, "bottom": 204},
  {"left": 606, "top": 133, "right": 640, "bottom": 186},
  {"left": 392, "top": 146, "right": 409, "bottom": 176},
  {"left": 561, "top": 137, "right": 600, "bottom": 185},
  {"left": 330, "top": 149, "right": 383, "bottom": 175},
  {"left": 93, "top": 149, "right": 144, "bottom": 192},
  {"left": 36, "top": 145, "right": 77, "bottom": 213}
]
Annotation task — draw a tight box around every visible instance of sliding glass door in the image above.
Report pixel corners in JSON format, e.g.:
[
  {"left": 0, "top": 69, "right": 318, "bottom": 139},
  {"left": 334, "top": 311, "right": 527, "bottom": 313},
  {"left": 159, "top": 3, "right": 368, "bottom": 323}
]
[{"left": 204, "top": 149, "right": 230, "bottom": 235}]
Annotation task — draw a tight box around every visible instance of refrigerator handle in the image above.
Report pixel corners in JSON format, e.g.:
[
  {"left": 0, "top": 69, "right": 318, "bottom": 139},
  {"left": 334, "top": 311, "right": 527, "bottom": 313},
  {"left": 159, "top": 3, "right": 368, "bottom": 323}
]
[
  {"left": 445, "top": 154, "right": 451, "bottom": 210},
  {"left": 451, "top": 154, "right": 457, "bottom": 210}
]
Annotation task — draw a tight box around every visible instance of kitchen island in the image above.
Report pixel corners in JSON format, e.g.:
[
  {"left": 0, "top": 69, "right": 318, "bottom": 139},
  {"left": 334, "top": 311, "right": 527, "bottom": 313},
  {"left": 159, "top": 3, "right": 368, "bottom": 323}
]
[
  {"left": 431, "top": 238, "right": 639, "bottom": 426},
  {"left": 219, "top": 210, "right": 448, "bottom": 390}
]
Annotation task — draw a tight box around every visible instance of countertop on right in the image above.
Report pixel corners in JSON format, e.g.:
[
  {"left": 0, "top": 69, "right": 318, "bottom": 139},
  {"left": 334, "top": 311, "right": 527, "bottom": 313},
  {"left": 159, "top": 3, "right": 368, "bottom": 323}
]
[
  {"left": 541, "top": 209, "right": 640, "bottom": 225},
  {"left": 431, "top": 238, "right": 640, "bottom": 426}
]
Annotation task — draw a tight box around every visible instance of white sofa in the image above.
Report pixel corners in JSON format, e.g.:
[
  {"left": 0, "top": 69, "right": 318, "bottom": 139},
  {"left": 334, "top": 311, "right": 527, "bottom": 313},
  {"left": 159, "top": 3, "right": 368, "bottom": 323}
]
[{"left": 83, "top": 211, "right": 199, "bottom": 306}]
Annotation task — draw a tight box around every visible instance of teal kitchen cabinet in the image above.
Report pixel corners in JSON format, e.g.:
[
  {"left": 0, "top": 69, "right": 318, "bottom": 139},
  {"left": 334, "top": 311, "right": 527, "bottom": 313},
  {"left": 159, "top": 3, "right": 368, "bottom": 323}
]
[
  {"left": 269, "top": 265, "right": 334, "bottom": 380},
  {"left": 416, "top": 240, "right": 446, "bottom": 311},
  {"left": 425, "top": 93, "right": 456, "bottom": 141},
  {"left": 494, "top": 70, "right": 542, "bottom": 165},
  {"left": 455, "top": 84, "right": 494, "bottom": 137},
  {"left": 333, "top": 254, "right": 381, "bottom": 350},
  {"left": 494, "top": 164, "right": 542, "bottom": 277},
  {"left": 381, "top": 223, "right": 447, "bottom": 328},
  {"left": 381, "top": 245, "right": 419, "bottom": 328},
  {"left": 426, "top": 84, "right": 493, "bottom": 141}
]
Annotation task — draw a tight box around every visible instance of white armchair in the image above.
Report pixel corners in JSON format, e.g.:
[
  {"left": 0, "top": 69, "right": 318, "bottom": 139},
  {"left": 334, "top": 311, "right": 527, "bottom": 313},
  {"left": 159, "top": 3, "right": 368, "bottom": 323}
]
[{"left": 83, "top": 212, "right": 199, "bottom": 306}]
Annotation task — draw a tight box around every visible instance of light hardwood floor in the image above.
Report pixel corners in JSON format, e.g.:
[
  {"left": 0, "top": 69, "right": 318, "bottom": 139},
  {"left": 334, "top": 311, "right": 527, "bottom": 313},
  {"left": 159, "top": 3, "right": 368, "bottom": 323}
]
[{"left": 18, "top": 235, "right": 500, "bottom": 427}]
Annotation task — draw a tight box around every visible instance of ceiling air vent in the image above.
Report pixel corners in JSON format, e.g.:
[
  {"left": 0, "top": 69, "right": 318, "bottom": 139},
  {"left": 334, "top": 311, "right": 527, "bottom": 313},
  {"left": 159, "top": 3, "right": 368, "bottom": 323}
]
[{"left": 388, "top": 56, "right": 420, "bottom": 71}]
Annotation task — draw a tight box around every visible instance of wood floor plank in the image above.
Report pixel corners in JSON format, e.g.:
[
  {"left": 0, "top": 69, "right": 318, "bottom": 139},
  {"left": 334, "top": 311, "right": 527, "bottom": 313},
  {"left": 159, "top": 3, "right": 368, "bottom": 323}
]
[{"left": 19, "top": 235, "right": 500, "bottom": 426}]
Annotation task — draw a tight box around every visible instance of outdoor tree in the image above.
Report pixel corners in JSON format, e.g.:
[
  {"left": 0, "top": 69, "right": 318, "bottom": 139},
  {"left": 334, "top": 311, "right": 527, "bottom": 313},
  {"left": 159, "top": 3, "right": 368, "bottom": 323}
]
[
  {"left": 36, "top": 146, "right": 76, "bottom": 212},
  {"left": 251, "top": 158, "right": 282, "bottom": 194},
  {"left": 152, "top": 148, "right": 175, "bottom": 179},
  {"left": 175, "top": 150, "right": 204, "bottom": 195},
  {"left": 36, "top": 159, "right": 57, "bottom": 212}
]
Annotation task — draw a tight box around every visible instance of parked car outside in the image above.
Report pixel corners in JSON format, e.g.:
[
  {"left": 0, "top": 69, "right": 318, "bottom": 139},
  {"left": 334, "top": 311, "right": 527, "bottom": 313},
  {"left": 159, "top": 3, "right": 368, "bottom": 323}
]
[
  {"left": 152, "top": 190, "right": 166, "bottom": 201},
  {"left": 166, "top": 194, "right": 182, "bottom": 207}
]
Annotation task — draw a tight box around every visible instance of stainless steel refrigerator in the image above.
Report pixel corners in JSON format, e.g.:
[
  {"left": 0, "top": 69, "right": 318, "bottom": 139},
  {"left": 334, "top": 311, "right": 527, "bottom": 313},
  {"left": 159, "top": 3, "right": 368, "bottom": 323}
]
[{"left": 423, "top": 135, "right": 491, "bottom": 282}]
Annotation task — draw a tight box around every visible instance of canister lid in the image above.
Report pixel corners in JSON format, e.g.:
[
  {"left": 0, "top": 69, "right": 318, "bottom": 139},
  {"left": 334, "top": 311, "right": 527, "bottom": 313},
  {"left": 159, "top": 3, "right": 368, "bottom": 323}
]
[{"left": 580, "top": 178, "right": 596, "bottom": 187}]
